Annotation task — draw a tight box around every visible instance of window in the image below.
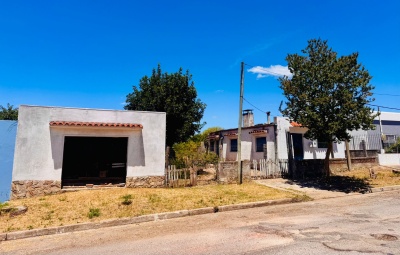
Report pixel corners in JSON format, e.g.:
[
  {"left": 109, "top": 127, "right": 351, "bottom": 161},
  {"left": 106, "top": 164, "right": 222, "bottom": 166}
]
[
  {"left": 317, "top": 139, "right": 328, "bottom": 148},
  {"left": 230, "top": 139, "right": 237, "bottom": 152},
  {"left": 256, "top": 137, "right": 266, "bottom": 152},
  {"left": 210, "top": 140, "right": 215, "bottom": 152}
]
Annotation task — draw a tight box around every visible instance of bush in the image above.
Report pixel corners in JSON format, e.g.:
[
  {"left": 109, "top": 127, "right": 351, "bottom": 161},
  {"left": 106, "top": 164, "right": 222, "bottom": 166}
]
[{"left": 385, "top": 138, "right": 400, "bottom": 153}]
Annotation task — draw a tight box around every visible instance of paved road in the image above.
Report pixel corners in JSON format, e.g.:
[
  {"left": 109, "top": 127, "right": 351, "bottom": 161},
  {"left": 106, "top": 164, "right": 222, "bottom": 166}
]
[{"left": 1, "top": 190, "right": 400, "bottom": 255}]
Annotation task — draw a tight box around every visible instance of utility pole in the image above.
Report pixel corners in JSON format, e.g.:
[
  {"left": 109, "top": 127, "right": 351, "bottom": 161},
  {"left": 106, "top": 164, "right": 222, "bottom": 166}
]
[
  {"left": 237, "top": 62, "right": 244, "bottom": 184},
  {"left": 378, "top": 106, "right": 385, "bottom": 152}
]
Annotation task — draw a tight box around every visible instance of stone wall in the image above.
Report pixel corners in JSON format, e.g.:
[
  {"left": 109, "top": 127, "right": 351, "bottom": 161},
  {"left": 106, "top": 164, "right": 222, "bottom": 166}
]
[
  {"left": 125, "top": 176, "right": 165, "bottom": 188},
  {"left": 330, "top": 157, "right": 378, "bottom": 172},
  {"left": 11, "top": 180, "right": 61, "bottom": 199},
  {"left": 217, "top": 161, "right": 251, "bottom": 184}
]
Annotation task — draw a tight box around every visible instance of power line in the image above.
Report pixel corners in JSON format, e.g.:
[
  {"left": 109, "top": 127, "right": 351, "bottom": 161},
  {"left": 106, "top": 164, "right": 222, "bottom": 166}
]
[
  {"left": 374, "top": 93, "right": 400, "bottom": 97},
  {"left": 367, "top": 104, "right": 400, "bottom": 111},
  {"left": 243, "top": 97, "right": 266, "bottom": 114}
]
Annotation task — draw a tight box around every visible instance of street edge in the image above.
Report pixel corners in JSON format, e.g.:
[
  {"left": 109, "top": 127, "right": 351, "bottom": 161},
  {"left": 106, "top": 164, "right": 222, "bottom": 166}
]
[{"left": 0, "top": 198, "right": 293, "bottom": 242}]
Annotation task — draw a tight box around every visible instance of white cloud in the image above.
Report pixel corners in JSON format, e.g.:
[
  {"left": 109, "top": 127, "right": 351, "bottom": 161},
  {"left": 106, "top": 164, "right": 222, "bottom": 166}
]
[{"left": 247, "top": 65, "right": 292, "bottom": 79}]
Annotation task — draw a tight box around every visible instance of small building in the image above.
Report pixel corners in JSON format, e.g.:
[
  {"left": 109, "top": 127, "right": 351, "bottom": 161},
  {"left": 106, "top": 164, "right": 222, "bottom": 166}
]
[{"left": 11, "top": 105, "right": 166, "bottom": 199}]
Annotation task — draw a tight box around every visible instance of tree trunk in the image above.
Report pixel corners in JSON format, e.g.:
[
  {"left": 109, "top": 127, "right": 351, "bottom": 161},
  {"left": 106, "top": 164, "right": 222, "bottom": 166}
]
[{"left": 324, "top": 141, "right": 333, "bottom": 177}]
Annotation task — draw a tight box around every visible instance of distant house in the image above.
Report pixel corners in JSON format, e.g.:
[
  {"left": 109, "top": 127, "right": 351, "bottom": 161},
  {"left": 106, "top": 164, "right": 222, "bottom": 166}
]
[
  {"left": 207, "top": 110, "right": 277, "bottom": 162},
  {"left": 208, "top": 110, "right": 400, "bottom": 164},
  {"left": 11, "top": 105, "right": 166, "bottom": 199}
]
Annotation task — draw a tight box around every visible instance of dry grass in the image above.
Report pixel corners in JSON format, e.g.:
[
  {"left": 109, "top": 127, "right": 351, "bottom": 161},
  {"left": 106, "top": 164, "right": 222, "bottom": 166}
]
[
  {"left": 0, "top": 183, "right": 295, "bottom": 233},
  {"left": 333, "top": 166, "right": 400, "bottom": 187}
]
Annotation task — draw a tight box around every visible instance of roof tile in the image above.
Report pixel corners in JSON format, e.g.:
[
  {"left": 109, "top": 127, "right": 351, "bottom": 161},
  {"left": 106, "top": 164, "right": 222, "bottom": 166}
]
[{"left": 49, "top": 121, "right": 143, "bottom": 128}]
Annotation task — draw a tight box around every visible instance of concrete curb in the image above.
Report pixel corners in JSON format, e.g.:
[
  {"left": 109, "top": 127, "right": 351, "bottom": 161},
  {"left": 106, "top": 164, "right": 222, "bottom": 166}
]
[
  {"left": 1, "top": 198, "right": 295, "bottom": 242},
  {"left": 370, "top": 185, "right": 400, "bottom": 193}
]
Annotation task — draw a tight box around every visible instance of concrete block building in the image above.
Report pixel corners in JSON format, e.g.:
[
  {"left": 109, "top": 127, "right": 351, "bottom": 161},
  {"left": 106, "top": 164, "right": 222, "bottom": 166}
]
[{"left": 11, "top": 105, "right": 166, "bottom": 199}]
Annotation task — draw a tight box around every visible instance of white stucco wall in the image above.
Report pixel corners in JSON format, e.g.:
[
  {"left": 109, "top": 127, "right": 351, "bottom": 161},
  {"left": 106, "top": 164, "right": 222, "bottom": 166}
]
[
  {"left": 289, "top": 126, "right": 346, "bottom": 159},
  {"left": 12, "top": 105, "right": 166, "bottom": 181},
  {"left": 378, "top": 154, "right": 400, "bottom": 166},
  {"left": 275, "top": 117, "right": 291, "bottom": 160},
  {"left": 220, "top": 125, "right": 275, "bottom": 161}
]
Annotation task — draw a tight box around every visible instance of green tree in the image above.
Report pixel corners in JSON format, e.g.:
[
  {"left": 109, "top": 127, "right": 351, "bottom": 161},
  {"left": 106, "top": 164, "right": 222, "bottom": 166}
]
[
  {"left": 125, "top": 65, "right": 206, "bottom": 147},
  {"left": 279, "top": 39, "right": 377, "bottom": 176},
  {"left": 190, "top": 126, "right": 223, "bottom": 143},
  {"left": 0, "top": 103, "right": 18, "bottom": 120}
]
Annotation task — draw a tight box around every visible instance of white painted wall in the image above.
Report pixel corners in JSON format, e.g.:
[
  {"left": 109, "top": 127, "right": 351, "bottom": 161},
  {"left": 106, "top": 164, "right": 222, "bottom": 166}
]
[
  {"left": 289, "top": 126, "right": 346, "bottom": 159},
  {"left": 378, "top": 154, "right": 400, "bottom": 166},
  {"left": 275, "top": 117, "right": 291, "bottom": 160},
  {"left": 220, "top": 125, "right": 275, "bottom": 161},
  {"left": 12, "top": 105, "right": 166, "bottom": 181}
]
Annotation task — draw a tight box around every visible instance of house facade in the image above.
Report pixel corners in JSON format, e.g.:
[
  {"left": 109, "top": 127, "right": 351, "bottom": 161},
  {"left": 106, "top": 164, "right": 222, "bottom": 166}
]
[
  {"left": 208, "top": 110, "right": 277, "bottom": 162},
  {"left": 11, "top": 105, "right": 166, "bottom": 199}
]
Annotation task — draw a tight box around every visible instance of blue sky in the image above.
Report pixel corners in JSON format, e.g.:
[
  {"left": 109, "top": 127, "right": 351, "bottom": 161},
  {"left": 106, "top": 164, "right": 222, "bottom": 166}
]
[{"left": 1, "top": 0, "right": 399, "bottom": 131}]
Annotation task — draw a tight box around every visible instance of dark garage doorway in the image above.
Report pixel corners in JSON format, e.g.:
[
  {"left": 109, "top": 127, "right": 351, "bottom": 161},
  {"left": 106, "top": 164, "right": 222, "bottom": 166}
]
[{"left": 62, "top": 136, "right": 128, "bottom": 187}]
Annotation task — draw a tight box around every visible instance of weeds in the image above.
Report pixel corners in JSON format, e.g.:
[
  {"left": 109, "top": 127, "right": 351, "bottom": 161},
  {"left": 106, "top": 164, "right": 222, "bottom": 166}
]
[
  {"left": 121, "top": 194, "right": 133, "bottom": 205},
  {"left": 88, "top": 208, "right": 100, "bottom": 219}
]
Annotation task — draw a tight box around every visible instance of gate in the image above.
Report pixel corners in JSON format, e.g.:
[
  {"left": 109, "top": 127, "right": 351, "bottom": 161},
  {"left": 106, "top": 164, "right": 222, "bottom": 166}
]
[
  {"left": 166, "top": 165, "right": 197, "bottom": 187},
  {"left": 251, "top": 159, "right": 289, "bottom": 179}
]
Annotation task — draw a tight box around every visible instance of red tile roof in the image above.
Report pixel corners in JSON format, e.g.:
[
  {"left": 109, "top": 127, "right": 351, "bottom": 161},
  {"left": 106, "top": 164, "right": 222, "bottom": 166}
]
[
  {"left": 290, "top": 121, "right": 302, "bottom": 127},
  {"left": 249, "top": 130, "right": 268, "bottom": 134},
  {"left": 49, "top": 121, "right": 143, "bottom": 128}
]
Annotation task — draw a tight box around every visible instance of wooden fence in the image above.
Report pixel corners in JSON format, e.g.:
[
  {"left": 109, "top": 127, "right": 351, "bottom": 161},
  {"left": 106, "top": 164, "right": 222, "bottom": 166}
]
[
  {"left": 251, "top": 159, "right": 289, "bottom": 179},
  {"left": 166, "top": 165, "right": 197, "bottom": 187}
]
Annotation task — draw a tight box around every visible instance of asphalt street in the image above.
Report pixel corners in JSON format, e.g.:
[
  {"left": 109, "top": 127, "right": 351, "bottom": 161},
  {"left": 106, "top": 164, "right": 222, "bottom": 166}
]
[{"left": 1, "top": 189, "right": 399, "bottom": 255}]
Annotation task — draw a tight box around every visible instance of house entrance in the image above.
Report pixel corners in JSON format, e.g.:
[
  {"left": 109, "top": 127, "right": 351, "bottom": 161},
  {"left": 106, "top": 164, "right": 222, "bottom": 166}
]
[
  {"left": 291, "top": 133, "right": 304, "bottom": 160},
  {"left": 61, "top": 136, "right": 128, "bottom": 187}
]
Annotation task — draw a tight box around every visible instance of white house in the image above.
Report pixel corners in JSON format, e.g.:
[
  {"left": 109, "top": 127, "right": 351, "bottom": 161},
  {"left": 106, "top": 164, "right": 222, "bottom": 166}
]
[
  {"left": 208, "top": 110, "right": 276, "bottom": 162},
  {"left": 11, "top": 105, "right": 166, "bottom": 199}
]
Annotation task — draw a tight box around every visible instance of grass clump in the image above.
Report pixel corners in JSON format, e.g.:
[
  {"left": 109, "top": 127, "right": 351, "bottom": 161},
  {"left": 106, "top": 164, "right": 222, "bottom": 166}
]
[
  {"left": 88, "top": 208, "right": 100, "bottom": 219},
  {"left": 121, "top": 194, "right": 133, "bottom": 205}
]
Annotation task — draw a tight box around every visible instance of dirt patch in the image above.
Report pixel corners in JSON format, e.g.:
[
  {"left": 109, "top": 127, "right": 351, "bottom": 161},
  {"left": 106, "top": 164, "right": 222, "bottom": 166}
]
[{"left": 370, "top": 233, "right": 398, "bottom": 241}]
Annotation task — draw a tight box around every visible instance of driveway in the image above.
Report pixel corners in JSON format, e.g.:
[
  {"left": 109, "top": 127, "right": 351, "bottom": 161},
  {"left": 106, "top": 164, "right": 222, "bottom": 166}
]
[{"left": 255, "top": 178, "right": 360, "bottom": 200}]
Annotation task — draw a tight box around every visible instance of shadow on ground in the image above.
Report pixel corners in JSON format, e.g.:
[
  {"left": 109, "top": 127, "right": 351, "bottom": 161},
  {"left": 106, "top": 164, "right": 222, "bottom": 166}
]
[{"left": 285, "top": 176, "right": 371, "bottom": 194}]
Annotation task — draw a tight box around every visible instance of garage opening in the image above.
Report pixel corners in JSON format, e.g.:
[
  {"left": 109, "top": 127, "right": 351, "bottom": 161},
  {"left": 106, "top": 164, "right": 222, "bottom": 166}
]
[{"left": 61, "top": 136, "right": 128, "bottom": 187}]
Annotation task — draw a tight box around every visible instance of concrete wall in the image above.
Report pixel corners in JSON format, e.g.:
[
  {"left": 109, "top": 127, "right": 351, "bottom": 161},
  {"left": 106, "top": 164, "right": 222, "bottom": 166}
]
[
  {"left": 0, "top": 121, "right": 17, "bottom": 202},
  {"left": 378, "top": 154, "right": 400, "bottom": 166},
  {"left": 12, "top": 105, "right": 166, "bottom": 184},
  {"left": 220, "top": 125, "right": 275, "bottom": 162}
]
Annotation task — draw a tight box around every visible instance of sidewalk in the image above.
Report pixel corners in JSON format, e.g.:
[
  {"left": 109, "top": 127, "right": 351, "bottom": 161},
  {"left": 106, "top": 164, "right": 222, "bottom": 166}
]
[{"left": 255, "top": 178, "right": 357, "bottom": 200}]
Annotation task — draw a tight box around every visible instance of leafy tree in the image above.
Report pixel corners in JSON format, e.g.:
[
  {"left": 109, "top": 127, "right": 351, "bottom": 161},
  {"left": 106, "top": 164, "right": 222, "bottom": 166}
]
[
  {"left": 172, "top": 127, "right": 222, "bottom": 169},
  {"left": 279, "top": 39, "right": 377, "bottom": 176},
  {"left": 190, "top": 126, "right": 223, "bottom": 143},
  {"left": 0, "top": 103, "right": 18, "bottom": 120},
  {"left": 173, "top": 140, "right": 219, "bottom": 169},
  {"left": 125, "top": 65, "right": 206, "bottom": 147}
]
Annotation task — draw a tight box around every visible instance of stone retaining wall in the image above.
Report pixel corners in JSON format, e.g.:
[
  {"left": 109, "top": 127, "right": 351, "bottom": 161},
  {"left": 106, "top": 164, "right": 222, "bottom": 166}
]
[
  {"left": 125, "top": 176, "right": 165, "bottom": 188},
  {"left": 11, "top": 180, "right": 61, "bottom": 199},
  {"left": 217, "top": 161, "right": 251, "bottom": 184}
]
